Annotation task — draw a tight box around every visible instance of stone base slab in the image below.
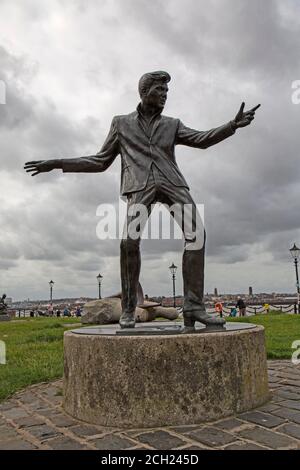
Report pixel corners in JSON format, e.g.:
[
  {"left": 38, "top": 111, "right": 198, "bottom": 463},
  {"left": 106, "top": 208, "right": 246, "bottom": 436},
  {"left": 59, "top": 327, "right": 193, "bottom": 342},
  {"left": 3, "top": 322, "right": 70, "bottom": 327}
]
[{"left": 63, "top": 324, "right": 270, "bottom": 428}]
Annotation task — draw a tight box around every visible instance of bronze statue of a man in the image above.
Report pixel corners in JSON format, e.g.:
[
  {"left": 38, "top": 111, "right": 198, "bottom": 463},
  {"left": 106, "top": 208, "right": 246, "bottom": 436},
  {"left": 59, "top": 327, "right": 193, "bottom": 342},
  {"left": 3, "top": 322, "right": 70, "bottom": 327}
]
[{"left": 25, "top": 71, "right": 260, "bottom": 330}]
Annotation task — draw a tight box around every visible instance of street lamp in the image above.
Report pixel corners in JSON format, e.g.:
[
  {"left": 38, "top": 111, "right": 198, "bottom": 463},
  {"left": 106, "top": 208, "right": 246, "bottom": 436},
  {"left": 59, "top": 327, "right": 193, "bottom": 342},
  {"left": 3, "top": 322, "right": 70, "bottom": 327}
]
[
  {"left": 49, "top": 280, "right": 54, "bottom": 303},
  {"left": 290, "top": 243, "right": 300, "bottom": 313},
  {"left": 169, "top": 262, "right": 177, "bottom": 308},
  {"left": 97, "top": 273, "right": 103, "bottom": 299}
]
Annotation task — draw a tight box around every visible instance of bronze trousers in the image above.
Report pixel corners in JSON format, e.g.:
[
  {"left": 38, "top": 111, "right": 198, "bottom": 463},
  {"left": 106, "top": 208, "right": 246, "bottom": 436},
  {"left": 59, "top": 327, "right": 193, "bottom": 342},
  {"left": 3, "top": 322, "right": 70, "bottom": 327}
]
[{"left": 120, "top": 164, "right": 206, "bottom": 314}]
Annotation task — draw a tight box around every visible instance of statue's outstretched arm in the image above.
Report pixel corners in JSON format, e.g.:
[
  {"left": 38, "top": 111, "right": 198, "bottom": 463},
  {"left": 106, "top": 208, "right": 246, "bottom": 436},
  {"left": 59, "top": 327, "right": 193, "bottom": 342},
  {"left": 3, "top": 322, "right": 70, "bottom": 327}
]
[
  {"left": 24, "top": 118, "right": 119, "bottom": 176},
  {"left": 176, "top": 103, "right": 260, "bottom": 149}
]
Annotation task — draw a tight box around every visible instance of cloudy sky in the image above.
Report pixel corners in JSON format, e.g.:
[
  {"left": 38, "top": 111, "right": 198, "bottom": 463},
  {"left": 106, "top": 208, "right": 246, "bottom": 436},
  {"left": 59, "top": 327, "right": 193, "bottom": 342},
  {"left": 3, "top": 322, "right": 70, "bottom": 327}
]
[{"left": 1, "top": 0, "right": 300, "bottom": 301}]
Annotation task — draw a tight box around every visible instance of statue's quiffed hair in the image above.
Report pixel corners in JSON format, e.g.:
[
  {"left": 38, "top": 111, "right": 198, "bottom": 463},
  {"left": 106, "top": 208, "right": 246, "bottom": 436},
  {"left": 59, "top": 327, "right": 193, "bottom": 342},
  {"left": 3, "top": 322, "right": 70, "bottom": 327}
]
[{"left": 138, "top": 71, "right": 171, "bottom": 98}]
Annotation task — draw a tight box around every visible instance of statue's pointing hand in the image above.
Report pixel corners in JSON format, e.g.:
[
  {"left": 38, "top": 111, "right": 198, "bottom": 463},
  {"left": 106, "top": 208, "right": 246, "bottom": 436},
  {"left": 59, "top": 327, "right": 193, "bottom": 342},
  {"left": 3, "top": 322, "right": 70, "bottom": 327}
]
[
  {"left": 233, "top": 102, "right": 261, "bottom": 129},
  {"left": 24, "top": 160, "right": 57, "bottom": 176}
]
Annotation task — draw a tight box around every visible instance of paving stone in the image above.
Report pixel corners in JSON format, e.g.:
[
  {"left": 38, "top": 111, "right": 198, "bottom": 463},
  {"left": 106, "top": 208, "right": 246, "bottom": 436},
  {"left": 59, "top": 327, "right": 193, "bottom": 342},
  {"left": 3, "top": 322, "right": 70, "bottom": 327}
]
[
  {"left": 187, "top": 427, "right": 235, "bottom": 448},
  {"left": 0, "top": 401, "right": 18, "bottom": 411},
  {"left": 275, "top": 372, "right": 300, "bottom": 381},
  {"left": 51, "top": 380, "right": 63, "bottom": 388},
  {"left": 257, "top": 403, "right": 281, "bottom": 413},
  {"left": 179, "top": 445, "right": 206, "bottom": 450},
  {"left": 274, "top": 389, "right": 300, "bottom": 400},
  {"left": 27, "top": 424, "right": 61, "bottom": 440},
  {"left": 281, "top": 379, "right": 300, "bottom": 388},
  {"left": 267, "top": 359, "right": 290, "bottom": 369},
  {"left": 40, "top": 386, "right": 62, "bottom": 398},
  {"left": 0, "top": 439, "right": 37, "bottom": 450},
  {"left": 224, "top": 441, "right": 269, "bottom": 450},
  {"left": 238, "top": 427, "right": 299, "bottom": 449},
  {"left": 269, "top": 383, "right": 284, "bottom": 390},
  {"left": 271, "top": 396, "right": 285, "bottom": 404},
  {"left": 120, "top": 429, "right": 151, "bottom": 438},
  {"left": 281, "top": 367, "right": 300, "bottom": 375},
  {"left": 0, "top": 425, "right": 19, "bottom": 440},
  {"left": 278, "top": 423, "right": 300, "bottom": 440},
  {"left": 272, "top": 407, "right": 300, "bottom": 424},
  {"left": 15, "top": 416, "right": 45, "bottom": 428},
  {"left": 135, "top": 430, "right": 185, "bottom": 450},
  {"left": 169, "top": 425, "right": 202, "bottom": 434},
  {"left": 47, "top": 436, "right": 87, "bottom": 450},
  {"left": 40, "top": 395, "right": 62, "bottom": 405},
  {"left": 214, "top": 418, "right": 245, "bottom": 431},
  {"left": 238, "top": 410, "right": 286, "bottom": 428},
  {"left": 267, "top": 362, "right": 289, "bottom": 370},
  {"left": 280, "top": 400, "right": 300, "bottom": 411},
  {"left": 2, "top": 407, "right": 29, "bottom": 420},
  {"left": 48, "top": 414, "right": 76, "bottom": 428},
  {"left": 91, "top": 434, "right": 135, "bottom": 450},
  {"left": 268, "top": 376, "right": 283, "bottom": 383},
  {"left": 27, "top": 400, "right": 50, "bottom": 411},
  {"left": 18, "top": 392, "right": 39, "bottom": 404},
  {"left": 35, "top": 408, "right": 60, "bottom": 418},
  {"left": 70, "top": 424, "right": 104, "bottom": 437}
]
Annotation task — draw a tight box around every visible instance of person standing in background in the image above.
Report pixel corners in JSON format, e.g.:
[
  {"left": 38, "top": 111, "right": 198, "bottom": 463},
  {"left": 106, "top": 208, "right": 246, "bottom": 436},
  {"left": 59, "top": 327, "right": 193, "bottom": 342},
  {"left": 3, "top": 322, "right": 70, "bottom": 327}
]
[
  {"left": 236, "top": 297, "right": 246, "bottom": 317},
  {"left": 215, "top": 301, "right": 223, "bottom": 318}
]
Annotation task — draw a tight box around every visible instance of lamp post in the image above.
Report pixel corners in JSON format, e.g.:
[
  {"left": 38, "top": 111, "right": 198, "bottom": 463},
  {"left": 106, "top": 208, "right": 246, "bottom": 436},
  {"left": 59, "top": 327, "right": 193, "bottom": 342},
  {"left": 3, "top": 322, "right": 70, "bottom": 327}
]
[
  {"left": 49, "top": 280, "right": 54, "bottom": 303},
  {"left": 169, "top": 262, "right": 177, "bottom": 308},
  {"left": 290, "top": 243, "right": 300, "bottom": 313},
  {"left": 97, "top": 273, "right": 103, "bottom": 299}
]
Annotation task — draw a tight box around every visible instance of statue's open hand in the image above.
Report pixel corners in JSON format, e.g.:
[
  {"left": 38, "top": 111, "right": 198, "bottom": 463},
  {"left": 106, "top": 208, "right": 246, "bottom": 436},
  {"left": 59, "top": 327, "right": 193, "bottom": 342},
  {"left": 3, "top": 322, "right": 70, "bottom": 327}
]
[
  {"left": 24, "top": 160, "right": 56, "bottom": 176},
  {"left": 234, "top": 102, "right": 261, "bottom": 128}
]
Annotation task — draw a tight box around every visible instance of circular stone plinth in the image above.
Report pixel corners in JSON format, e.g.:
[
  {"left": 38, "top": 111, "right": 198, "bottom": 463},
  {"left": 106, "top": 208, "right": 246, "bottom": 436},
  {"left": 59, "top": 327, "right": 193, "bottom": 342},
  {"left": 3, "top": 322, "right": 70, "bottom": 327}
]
[{"left": 63, "top": 322, "right": 270, "bottom": 428}]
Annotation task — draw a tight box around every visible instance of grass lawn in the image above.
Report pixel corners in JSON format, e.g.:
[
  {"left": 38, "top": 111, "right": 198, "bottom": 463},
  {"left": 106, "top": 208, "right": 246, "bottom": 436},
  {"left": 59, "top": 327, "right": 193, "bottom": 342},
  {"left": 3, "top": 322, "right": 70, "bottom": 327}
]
[
  {"left": 227, "top": 311, "right": 300, "bottom": 359},
  {"left": 0, "top": 317, "right": 81, "bottom": 402},
  {"left": 0, "top": 312, "right": 299, "bottom": 402}
]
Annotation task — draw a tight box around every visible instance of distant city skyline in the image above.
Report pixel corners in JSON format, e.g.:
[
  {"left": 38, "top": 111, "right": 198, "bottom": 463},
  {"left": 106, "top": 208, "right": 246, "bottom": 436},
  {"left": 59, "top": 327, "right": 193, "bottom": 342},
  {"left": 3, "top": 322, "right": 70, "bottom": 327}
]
[{"left": 10, "top": 290, "right": 300, "bottom": 305}]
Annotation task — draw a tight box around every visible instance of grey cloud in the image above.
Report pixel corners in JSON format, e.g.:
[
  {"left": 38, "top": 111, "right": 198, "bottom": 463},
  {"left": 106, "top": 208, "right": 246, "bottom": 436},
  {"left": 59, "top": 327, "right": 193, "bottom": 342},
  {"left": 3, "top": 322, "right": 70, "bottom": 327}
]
[
  {"left": 1, "top": 0, "right": 300, "bottom": 299},
  {"left": 0, "top": 260, "right": 17, "bottom": 270}
]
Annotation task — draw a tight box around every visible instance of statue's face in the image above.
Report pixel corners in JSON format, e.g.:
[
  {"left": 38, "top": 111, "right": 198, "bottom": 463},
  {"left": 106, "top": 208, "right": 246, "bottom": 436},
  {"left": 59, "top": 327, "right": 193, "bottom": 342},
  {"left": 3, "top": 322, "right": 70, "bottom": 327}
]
[{"left": 142, "top": 82, "right": 168, "bottom": 110}]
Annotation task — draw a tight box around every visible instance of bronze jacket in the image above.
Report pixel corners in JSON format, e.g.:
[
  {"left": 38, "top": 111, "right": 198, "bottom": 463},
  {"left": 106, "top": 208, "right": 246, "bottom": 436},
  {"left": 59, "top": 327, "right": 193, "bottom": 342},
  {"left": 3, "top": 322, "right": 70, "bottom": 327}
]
[{"left": 61, "top": 106, "right": 236, "bottom": 195}]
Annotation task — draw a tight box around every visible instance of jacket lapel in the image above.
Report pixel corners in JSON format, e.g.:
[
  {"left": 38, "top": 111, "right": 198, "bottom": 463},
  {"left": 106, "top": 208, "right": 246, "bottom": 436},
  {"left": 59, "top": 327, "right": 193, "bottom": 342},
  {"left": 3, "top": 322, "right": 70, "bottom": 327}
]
[{"left": 150, "top": 115, "right": 162, "bottom": 140}]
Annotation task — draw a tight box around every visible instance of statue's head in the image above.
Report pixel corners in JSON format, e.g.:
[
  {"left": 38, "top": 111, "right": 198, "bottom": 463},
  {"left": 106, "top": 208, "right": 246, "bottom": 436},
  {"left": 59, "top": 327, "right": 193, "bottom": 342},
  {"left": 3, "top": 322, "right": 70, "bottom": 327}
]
[{"left": 138, "top": 71, "right": 171, "bottom": 111}]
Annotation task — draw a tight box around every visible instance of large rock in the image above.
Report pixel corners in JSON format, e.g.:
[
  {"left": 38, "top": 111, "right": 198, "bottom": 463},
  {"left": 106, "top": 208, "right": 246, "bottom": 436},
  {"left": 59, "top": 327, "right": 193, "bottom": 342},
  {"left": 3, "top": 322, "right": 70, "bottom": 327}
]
[
  {"left": 82, "top": 298, "right": 124, "bottom": 324},
  {"left": 81, "top": 298, "right": 178, "bottom": 324}
]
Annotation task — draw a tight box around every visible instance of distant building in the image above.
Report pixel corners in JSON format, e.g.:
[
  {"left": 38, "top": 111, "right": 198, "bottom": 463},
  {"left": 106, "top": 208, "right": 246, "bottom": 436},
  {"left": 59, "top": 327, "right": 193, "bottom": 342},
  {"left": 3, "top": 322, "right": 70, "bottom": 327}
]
[
  {"left": 214, "top": 288, "right": 218, "bottom": 297},
  {"left": 249, "top": 287, "right": 253, "bottom": 297}
]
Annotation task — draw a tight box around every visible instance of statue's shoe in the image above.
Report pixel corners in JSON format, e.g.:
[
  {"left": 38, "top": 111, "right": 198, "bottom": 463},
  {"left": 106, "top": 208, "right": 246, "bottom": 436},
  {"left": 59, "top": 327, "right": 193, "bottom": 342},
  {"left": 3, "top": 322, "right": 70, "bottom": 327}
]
[
  {"left": 183, "top": 310, "right": 226, "bottom": 329},
  {"left": 119, "top": 311, "right": 136, "bottom": 329}
]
